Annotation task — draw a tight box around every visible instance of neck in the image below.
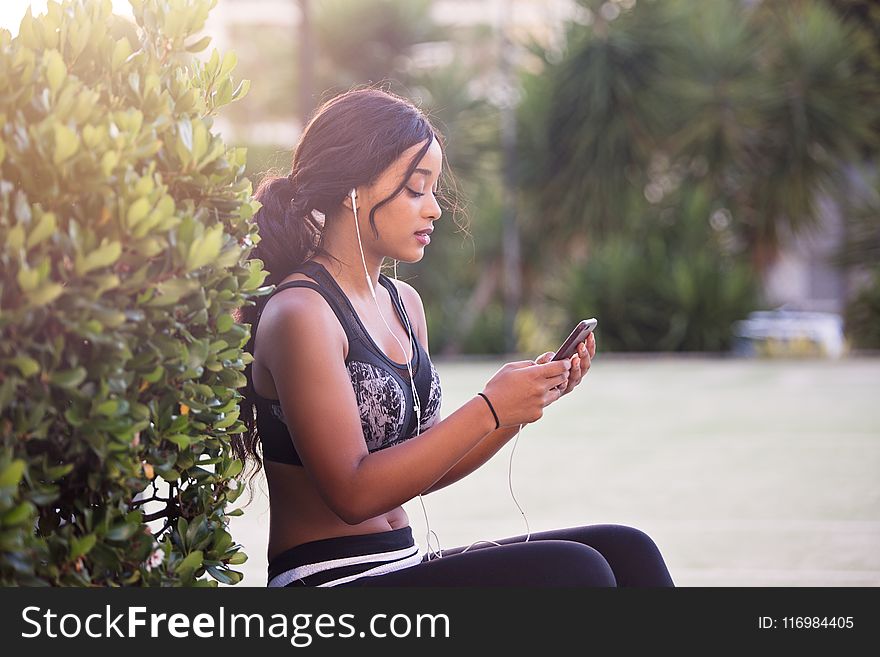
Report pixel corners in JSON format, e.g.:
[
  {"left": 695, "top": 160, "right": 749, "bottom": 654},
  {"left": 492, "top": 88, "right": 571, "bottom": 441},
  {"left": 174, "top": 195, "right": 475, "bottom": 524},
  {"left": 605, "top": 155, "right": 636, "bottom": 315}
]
[{"left": 312, "top": 214, "right": 384, "bottom": 301}]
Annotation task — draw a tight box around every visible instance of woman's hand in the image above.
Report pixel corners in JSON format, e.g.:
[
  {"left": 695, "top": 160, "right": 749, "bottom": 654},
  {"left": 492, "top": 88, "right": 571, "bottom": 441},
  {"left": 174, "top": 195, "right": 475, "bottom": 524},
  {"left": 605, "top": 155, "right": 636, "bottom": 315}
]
[
  {"left": 481, "top": 358, "right": 572, "bottom": 428},
  {"left": 535, "top": 332, "right": 596, "bottom": 397}
]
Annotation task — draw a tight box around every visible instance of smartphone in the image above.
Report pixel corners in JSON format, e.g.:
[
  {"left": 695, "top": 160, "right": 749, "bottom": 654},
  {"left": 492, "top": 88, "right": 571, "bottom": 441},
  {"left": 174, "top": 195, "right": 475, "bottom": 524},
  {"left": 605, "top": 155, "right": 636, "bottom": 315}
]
[{"left": 551, "top": 318, "right": 598, "bottom": 361}]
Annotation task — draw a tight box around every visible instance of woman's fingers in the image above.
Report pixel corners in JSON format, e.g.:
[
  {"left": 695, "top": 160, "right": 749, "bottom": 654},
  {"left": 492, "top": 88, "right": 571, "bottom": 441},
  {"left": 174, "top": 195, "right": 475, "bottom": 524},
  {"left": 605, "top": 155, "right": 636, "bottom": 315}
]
[
  {"left": 534, "top": 351, "right": 555, "bottom": 364},
  {"left": 560, "top": 355, "right": 581, "bottom": 393},
  {"left": 542, "top": 337, "right": 596, "bottom": 400},
  {"left": 544, "top": 383, "right": 565, "bottom": 404},
  {"left": 548, "top": 372, "right": 569, "bottom": 389},
  {"left": 561, "top": 345, "right": 590, "bottom": 395}
]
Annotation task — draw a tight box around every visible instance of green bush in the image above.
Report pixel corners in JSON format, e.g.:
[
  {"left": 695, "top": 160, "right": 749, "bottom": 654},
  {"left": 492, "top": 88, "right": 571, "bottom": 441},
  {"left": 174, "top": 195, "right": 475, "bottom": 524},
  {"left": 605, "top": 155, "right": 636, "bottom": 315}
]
[
  {"left": 844, "top": 267, "right": 880, "bottom": 349},
  {"left": 540, "top": 186, "right": 760, "bottom": 353},
  {"left": 0, "top": 0, "right": 266, "bottom": 585}
]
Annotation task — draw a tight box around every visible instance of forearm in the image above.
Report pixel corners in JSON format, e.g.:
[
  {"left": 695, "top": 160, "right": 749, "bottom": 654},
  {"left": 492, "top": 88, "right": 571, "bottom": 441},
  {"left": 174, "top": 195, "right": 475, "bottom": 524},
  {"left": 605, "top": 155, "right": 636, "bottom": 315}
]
[
  {"left": 423, "top": 424, "right": 522, "bottom": 493},
  {"left": 343, "top": 396, "right": 497, "bottom": 522}
]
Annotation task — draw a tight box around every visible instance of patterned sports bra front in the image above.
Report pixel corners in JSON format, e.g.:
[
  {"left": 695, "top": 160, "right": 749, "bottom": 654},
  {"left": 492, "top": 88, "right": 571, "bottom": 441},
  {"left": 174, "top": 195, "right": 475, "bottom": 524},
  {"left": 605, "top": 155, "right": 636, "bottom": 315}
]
[{"left": 253, "top": 260, "right": 442, "bottom": 466}]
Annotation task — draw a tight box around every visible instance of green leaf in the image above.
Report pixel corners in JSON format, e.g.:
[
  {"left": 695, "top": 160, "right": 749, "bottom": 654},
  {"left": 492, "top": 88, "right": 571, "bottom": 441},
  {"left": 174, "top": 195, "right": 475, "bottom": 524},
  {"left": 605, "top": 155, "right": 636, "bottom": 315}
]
[
  {"left": 8, "top": 357, "right": 40, "bottom": 378},
  {"left": 49, "top": 367, "right": 87, "bottom": 389},
  {"left": 44, "top": 463, "right": 74, "bottom": 480},
  {"left": 206, "top": 565, "right": 241, "bottom": 585},
  {"left": 221, "top": 458, "right": 242, "bottom": 478},
  {"left": 126, "top": 197, "right": 151, "bottom": 228},
  {"left": 1, "top": 501, "right": 34, "bottom": 527},
  {"left": 176, "top": 549, "right": 203, "bottom": 578},
  {"left": 165, "top": 434, "right": 191, "bottom": 449},
  {"left": 70, "top": 533, "right": 97, "bottom": 559},
  {"left": 218, "top": 51, "right": 237, "bottom": 78},
  {"left": 7, "top": 224, "right": 25, "bottom": 250},
  {"left": 231, "top": 79, "right": 250, "bottom": 102},
  {"left": 26, "top": 212, "right": 57, "bottom": 249},
  {"left": 75, "top": 240, "right": 122, "bottom": 275},
  {"left": 28, "top": 282, "right": 64, "bottom": 307},
  {"left": 100, "top": 151, "right": 119, "bottom": 177},
  {"left": 147, "top": 277, "right": 198, "bottom": 307},
  {"left": 225, "top": 551, "right": 247, "bottom": 565},
  {"left": 186, "top": 35, "right": 211, "bottom": 53},
  {"left": 178, "top": 118, "right": 193, "bottom": 152},
  {"left": 111, "top": 38, "right": 132, "bottom": 72},
  {"left": 95, "top": 400, "right": 119, "bottom": 416},
  {"left": 142, "top": 365, "right": 164, "bottom": 383},
  {"left": 53, "top": 124, "right": 79, "bottom": 165},
  {"left": 106, "top": 523, "right": 137, "bottom": 541},
  {"left": 45, "top": 49, "right": 66, "bottom": 94},
  {"left": 16, "top": 267, "right": 40, "bottom": 292},
  {"left": 0, "top": 460, "right": 27, "bottom": 488},
  {"left": 216, "top": 313, "right": 234, "bottom": 333},
  {"left": 214, "top": 409, "right": 240, "bottom": 430}
]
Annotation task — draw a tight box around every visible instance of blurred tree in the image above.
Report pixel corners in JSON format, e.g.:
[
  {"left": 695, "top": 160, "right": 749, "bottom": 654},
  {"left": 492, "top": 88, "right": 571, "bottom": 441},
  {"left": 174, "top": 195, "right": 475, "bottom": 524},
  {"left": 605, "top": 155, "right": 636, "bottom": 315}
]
[
  {"left": 521, "top": 0, "right": 879, "bottom": 269},
  {"left": 397, "top": 51, "right": 506, "bottom": 355},
  {"left": 744, "top": 1, "right": 879, "bottom": 268},
  {"left": 312, "top": 0, "right": 444, "bottom": 98},
  {"left": 518, "top": 0, "right": 672, "bottom": 250},
  {"left": 823, "top": 0, "right": 880, "bottom": 153},
  {"left": 515, "top": 0, "right": 880, "bottom": 351}
]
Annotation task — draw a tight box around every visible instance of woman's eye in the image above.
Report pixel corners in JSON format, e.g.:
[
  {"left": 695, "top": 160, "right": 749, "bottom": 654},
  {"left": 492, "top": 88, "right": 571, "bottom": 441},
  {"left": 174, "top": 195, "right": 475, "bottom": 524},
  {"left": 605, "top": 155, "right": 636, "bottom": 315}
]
[{"left": 406, "top": 187, "right": 425, "bottom": 198}]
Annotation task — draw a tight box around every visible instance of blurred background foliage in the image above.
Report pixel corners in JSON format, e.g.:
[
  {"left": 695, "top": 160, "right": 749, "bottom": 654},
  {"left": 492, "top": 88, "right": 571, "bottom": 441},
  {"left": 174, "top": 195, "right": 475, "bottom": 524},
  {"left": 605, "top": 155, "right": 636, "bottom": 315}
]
[{"left": 201, "top": 0, "right": 880, "bottom": 353}]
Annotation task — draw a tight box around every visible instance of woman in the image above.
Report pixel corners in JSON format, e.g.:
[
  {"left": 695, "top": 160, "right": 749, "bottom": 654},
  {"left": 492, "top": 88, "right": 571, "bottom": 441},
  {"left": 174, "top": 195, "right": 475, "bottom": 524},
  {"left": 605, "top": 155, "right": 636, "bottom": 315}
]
[{"left": 234, "top": 87, "right": 674, "bottom": 587}]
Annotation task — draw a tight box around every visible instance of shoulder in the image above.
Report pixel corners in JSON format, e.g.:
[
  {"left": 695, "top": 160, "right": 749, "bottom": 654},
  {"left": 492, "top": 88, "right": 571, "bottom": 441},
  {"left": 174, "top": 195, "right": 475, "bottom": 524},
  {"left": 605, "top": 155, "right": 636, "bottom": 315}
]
[
  {"left": 385, "top": 276, "right": 426, "bottom": 327},
  {"left": 386, "top": 277, "right": 423, "bottom": 310},
  {"left": 255, "top": 275, "right": 346, "bottom": 364},
  {"left": 385, "top": 276, "right": 429, "bottom": 348}
]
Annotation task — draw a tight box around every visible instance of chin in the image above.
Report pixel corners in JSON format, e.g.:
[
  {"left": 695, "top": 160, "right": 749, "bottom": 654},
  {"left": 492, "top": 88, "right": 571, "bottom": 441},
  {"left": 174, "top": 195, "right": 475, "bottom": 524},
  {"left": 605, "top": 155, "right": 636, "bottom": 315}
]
[{"left": 393, "top": 249, "right": 425, "bottom": 264}]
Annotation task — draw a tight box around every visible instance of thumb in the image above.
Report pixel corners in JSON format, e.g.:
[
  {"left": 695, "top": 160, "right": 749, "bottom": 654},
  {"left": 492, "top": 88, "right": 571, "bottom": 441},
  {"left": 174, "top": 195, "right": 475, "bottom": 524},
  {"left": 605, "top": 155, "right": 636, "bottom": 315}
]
[{"left": 534, "top": 351, "right": 555, "bottom": 364}]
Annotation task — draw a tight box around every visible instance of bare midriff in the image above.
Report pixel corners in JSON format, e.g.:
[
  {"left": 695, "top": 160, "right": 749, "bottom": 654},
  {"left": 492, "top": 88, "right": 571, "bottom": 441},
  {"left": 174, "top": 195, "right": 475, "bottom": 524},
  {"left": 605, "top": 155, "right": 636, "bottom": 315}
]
[{"left": 262, "top": 459, "right": 409, "bottom": 562}]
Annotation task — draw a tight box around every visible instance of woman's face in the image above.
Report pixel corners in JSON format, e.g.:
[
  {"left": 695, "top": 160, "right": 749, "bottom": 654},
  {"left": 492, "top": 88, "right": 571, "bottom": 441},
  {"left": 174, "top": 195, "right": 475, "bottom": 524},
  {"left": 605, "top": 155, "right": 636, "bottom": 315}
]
[{"left": 357, "top": 137, "right": 443, "bottom": 263}]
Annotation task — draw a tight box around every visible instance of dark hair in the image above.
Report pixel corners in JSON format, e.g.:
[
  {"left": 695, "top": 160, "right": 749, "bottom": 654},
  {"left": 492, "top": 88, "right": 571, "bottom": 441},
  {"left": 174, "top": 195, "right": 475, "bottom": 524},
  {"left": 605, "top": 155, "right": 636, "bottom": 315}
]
[{"left": 232, "top": 87, "right": 449, "bottom": 483}]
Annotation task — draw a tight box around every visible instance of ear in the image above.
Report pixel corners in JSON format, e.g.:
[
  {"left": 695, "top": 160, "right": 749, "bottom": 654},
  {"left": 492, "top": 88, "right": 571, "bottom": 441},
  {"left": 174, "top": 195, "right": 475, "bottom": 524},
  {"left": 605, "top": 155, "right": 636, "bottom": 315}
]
[{"left": 342, "top": 188, "right": 358, "bottom": 210}]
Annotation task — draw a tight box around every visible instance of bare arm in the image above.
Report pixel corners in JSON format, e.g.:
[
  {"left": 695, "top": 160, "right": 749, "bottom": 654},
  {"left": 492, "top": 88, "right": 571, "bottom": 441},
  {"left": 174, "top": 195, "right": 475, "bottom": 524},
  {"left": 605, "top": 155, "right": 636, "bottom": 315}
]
[
  {"left": 422, "top": 424, "right": 523, "bottom": 493},
  {"left": 392, "top": 280, "right": 523, "bottom": 493},
  {"left": 391, "top": 280, "right": 595, "bottom": 495},
  {"left": 259, "top": 289, "right": 567, "bottom": 525}
]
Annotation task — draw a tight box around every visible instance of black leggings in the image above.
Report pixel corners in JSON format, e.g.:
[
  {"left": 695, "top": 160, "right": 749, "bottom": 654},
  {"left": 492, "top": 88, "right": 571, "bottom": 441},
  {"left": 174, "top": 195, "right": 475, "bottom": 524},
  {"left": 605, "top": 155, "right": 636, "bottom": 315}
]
[{"left": 346, "top": 524, "right": 674, "bottom": 587}]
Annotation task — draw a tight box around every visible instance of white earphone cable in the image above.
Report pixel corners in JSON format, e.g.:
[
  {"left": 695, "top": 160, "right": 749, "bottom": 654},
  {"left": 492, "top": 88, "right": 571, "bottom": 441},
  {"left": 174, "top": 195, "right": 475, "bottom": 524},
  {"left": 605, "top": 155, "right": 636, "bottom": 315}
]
[{"left": 350, "top": 188, "right": 528, "bottom": 563}]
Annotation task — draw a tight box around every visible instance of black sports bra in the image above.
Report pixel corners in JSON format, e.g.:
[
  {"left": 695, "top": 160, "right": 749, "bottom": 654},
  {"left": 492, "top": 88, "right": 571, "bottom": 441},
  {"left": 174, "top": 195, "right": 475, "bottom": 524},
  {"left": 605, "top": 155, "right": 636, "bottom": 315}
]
[{"left": 253, "top": 261, "right": 442, "bottom": 466}]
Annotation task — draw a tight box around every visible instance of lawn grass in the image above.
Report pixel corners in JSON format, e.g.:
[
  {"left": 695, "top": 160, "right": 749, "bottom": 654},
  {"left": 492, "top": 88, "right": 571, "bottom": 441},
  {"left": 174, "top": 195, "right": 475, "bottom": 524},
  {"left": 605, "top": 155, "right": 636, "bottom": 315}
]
[{"left": 227, "top": 355, "right": 880, "bottom": 587}]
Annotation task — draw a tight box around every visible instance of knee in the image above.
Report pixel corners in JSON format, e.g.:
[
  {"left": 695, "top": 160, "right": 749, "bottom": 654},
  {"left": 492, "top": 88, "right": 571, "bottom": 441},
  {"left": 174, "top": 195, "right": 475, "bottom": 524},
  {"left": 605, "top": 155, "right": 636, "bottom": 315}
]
[
  {"left": 536, "top": 540, "right": 617, "bottom": 587},
  {"left": 601, "top": 524, "right": 663, "bottom": 557}
]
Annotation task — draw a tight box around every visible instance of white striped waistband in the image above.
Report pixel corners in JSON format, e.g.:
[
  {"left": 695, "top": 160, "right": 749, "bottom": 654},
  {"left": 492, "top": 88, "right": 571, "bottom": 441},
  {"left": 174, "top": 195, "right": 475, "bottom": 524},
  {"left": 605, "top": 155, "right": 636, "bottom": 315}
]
[{"left": 268, "top": 543, "right": 424, "bottom": 588}]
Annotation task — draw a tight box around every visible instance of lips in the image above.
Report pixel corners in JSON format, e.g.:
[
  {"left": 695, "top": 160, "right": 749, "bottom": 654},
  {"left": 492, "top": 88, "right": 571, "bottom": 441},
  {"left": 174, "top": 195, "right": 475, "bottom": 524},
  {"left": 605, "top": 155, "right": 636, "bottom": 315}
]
[{"left": 414, "top": 228, "right": 432, "bottom": 246}]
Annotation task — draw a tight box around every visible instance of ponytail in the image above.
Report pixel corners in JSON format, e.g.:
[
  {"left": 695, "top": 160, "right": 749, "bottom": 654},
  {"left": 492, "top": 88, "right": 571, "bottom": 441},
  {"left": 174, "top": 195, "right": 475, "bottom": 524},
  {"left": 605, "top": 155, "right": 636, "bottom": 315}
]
[{"left": 231, "top": 173, "right": 330, "bottom": 486}]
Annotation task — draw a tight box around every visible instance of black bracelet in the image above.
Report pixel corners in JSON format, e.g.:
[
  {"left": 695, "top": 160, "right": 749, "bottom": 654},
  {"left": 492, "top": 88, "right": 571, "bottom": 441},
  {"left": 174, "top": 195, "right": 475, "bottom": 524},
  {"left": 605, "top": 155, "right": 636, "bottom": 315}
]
[{"left": 476, "top": 392, "right": 500, "bottom": 430}]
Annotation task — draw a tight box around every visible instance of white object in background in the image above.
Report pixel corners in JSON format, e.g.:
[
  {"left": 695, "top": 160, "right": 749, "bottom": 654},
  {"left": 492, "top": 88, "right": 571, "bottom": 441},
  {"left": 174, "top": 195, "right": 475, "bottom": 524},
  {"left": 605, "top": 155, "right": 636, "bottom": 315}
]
[{"left": 732, "top": 308, "right": 846, "bottom": 359}]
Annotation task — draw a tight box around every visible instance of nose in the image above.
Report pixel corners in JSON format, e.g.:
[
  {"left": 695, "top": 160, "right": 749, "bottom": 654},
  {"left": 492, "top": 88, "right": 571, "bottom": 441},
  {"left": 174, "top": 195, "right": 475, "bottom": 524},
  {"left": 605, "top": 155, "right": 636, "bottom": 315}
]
[{"left": 424, "top": 192, "right": 442, "bottom": 221}]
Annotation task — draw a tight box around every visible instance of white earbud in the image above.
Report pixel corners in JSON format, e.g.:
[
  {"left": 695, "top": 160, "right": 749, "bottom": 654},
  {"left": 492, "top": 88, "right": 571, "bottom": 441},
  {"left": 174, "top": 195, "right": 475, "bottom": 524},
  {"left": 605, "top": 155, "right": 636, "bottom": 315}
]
[{"left": 351, "top": 188, "right": 377, "bottom": 301}]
